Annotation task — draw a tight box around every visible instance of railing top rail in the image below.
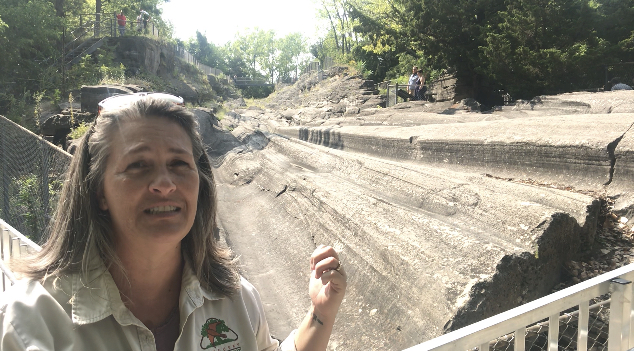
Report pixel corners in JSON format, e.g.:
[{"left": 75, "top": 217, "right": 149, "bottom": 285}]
[
  {"left": 405, "top": 262, "right": 634, "bottom": 351},
  {"left": 0, "top": 218, "right": 41, "bottom": 252},
  {"left": 78, "top": 12, "right": 117, "bottom": 16}
]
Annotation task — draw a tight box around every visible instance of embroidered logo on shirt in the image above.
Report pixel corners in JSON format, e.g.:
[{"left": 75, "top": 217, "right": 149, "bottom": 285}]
[{"left": 200, "top": 317, "right": 239, "bottom": 350}]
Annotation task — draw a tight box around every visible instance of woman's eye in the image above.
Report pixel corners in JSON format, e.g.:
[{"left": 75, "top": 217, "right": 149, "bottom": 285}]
[
  {"left": 171, "top": 160, "right": 190, "bottom": 168},
  {"left": 126, "top": 161, "right": 146, "bottom": 170}
]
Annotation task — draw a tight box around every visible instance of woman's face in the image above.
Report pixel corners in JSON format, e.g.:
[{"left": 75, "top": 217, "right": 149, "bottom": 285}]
[{"left": 99, "top": 117, "right": 200, "bottom": 249}]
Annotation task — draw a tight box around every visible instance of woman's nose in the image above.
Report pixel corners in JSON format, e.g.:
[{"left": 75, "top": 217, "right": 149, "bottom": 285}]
[{"left": 149, "top": 167, "right": 176, "bottom": 194}]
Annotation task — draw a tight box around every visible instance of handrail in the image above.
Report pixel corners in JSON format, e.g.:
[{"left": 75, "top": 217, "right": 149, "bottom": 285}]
[
  {"left": 406, "top": 263, "right": 634, "bottom": 351},
  {"left": 0, "top": 218, "right": 41, "bottom": 292},
  {"left": 0, "top": 218, "right": 41, "bottom": 252}
]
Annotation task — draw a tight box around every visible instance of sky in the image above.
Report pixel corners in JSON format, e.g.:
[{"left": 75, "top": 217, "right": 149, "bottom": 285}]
[{"left": 159, "top": 0, "right": 322, "bottom": 45}]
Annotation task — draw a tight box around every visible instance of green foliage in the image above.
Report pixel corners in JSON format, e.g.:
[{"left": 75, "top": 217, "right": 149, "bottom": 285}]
[
  {"left": 68, "top": 121, "right": 91, "bottom": 139},
  {"left": 9, "top": 174, "right": 61, "bottom": 243},
  {"left": 0, "top": 91, "right": 29, "bottom": 125},
  {"left": 0, "top": 0, "right": 169, "bottom": 121},
  {"left": 184, "top": 29, "right": 310, "bottom": 98},
  {"left": 51, "top": 89, "right": 62, "bottom": 105},
  {"left": 0, "top": 0, "right": 63, "bottom": 97},
  {"left": 65, "top": 46, "right": 127, "bottom": 90},
  {"left": 344, "top": 0, "right": 634, "bottom": 100},
  {"left": 0, "top": 16, "right": 6, "bottom": 34},
  {"left": 32, "top": 90, "right": 45, "bottom": 129}
]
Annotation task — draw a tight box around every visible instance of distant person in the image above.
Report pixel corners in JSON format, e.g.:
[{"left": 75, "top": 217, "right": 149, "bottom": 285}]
[
  {"left": 610, "top": 77, "right": 633, "bottom": 91},
  {"left": 116, "top": 10, "right": 126, "bottom": 36},
  {"left": 140, "top": 10, "right": 151, "bottom": 34},
  {"left": 407, "top": 66, "right": 419, "bottom": 99},
  {"left": 136, "top": 12, "right": 143, "bottom": 33},
  {"left": 415, "top": 70, "right": 427, "bottom": 101}
]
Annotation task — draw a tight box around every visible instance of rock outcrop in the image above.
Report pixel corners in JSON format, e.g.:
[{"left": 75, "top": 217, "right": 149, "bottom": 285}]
[{"left": 196, "top": 68, "right": 634, "bottom": 350}]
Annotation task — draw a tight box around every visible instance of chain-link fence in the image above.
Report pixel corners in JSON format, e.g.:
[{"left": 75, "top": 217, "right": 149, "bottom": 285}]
[
  {"left": 484, "top": 295, "right": 611, "bottom": 351},
  {"left": 0, "top": 116, "right": 71, "bottom": 244}
]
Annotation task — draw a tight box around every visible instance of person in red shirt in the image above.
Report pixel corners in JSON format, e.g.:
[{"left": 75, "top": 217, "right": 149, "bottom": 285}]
[{"left": 116, "top": 10, "right": 126, "bottom": 36}]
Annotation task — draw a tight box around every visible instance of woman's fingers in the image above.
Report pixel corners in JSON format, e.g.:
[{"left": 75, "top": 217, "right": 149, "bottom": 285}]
[
  {"left": 313, "top": 256, "right": 343, "bottom": 279},
  {"left": 310, "top": 245, "right": 339, "bottom": 271},
  {"left": 317, "top": 265, "right": 347, "bottom": 292}
]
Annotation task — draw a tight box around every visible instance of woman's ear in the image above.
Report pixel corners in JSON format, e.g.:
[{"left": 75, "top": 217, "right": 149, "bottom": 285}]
[{"left": 98, "top": 191, "right": 109, "bottom": 211}]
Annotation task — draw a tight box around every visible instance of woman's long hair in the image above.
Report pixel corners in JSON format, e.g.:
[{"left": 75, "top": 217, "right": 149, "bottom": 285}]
[{"left": 13, "top": 98, "right": 240, "bottom": 297}]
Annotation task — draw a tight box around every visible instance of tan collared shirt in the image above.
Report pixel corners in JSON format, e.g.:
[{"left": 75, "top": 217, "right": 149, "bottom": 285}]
[{"left": 0, "top": 259, "right": 296, "bottom": 351}]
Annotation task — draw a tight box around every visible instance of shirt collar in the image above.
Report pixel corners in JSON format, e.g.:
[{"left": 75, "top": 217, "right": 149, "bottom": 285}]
[{"left": 67, "top": 253, "right": 224, "bottom": 326}]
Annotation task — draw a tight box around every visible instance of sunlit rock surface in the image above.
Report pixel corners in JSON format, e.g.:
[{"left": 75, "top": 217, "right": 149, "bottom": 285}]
[{"left": 194, "top": 69, "right": 634, "bottom": 350}]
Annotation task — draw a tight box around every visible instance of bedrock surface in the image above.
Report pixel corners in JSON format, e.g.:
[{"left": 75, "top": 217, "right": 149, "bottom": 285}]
[
  {"left": 191, "top": 85, "right": 634, "bottom": 350},
  {"left": 199, "top": 125, "right": 599, "bottom": 350}
]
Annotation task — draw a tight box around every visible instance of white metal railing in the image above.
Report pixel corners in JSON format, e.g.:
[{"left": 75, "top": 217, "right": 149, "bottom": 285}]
[
  {"left": 174, "top": 46, "right": 224, "bottom": 77},
  {"left": 0, "top": 218, "right": 41, "bottom": 292},
  {"left": 406, "top": 263, "right": 634, "bottom": 351}
]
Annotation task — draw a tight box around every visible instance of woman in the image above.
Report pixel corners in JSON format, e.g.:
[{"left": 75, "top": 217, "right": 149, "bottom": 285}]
[
  {"left": 0, "top": 97, "right": 347, "bottom": 351},
  {"left": 415, "top": 71, "right": 426, "bottom": 101}
]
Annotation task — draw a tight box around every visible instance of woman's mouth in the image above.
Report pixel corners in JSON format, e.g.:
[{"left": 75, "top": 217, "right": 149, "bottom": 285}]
[{"left": 146, "top": 205, "right": 180, "bottom": 214}]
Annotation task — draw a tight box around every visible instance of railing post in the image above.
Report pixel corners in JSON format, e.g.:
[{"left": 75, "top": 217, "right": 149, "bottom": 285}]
[
  {"left": 0, "top": 224, "right": 4, "bottom": 262},
  {"left": 395, "top": 83, "right": 399, "bottom": 106},
  {"left": 609, "top": 278, "right": 632, "bottom": 351},
  {"left": 11, "top": 237, "right": 19, "bottom": 258},
  {"left": 1, "top": 227, "right": 8, "bottom": 263},
  {"left": 618, "top": 271, "right": 634, "bottom": 350},
  {"left": 0, "top": 224, "right": 5, "bottom": 292},
  {"left": 623, "top": 281, "right": 633, "bottom": 350},
  {"left": 386, "top": 84, "right": 389, "bottom": 107},
  {"left": 578, "top": 301, "right": 589, "bottom": 351},
  {"left": 514, "top": 327, "right": 525, "bottom": 351},
  {"left": 548, "top": 313, "right": 559, "bottom": 351}
]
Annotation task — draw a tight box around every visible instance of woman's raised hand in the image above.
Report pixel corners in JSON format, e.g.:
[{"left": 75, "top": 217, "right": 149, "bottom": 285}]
[{"left": 308, "top": 245, "right": 347, "bottom": 322}]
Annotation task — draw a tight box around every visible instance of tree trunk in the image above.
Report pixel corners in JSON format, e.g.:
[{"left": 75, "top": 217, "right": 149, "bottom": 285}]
[
  {"left": 54, "top": 0, "right": 65, "bottom": 17},
  {"left": 321, "top": 1, "right": 339, "bottom": 49},
  {"left": 95, "top": 0, "right": 101, "bottom": 37},
  {"left": 332, "top": 0, "right": 347, "bottom": 53}
]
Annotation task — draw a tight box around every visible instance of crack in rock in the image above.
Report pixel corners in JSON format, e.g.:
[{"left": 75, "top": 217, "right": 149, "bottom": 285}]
[{"left": 604, "top": 121, "right": 634, "bottom": 186}]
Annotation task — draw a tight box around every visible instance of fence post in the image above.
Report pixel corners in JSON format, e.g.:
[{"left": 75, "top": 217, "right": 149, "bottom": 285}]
[
  {"left": 0, "top": 224, "right": 4, "bottom": 292},
  {"left": 1, "top": 127, "right": 9, "bottom": 223},
  {"left": 395, "top": 83, "right": 399, "bottom": 106},
  {"left": 608, "top": 278, "right": 631, "bottom": 351},
  {"left": 578, "top": 301, "right": 589, "bottom": 351},
  {"left": 514, "top": 327, "right": 526, "bottom": 351},
  {"left": 386, "top": 84, "right": 389, "bottom": 107},
  {"left": 623, "top": 281, "right": 633, "bottom": 350},
  {"left": 40, "top": 140, "right": 50, "bottom": 233},
  {"left": 547, "top": 313, "right": 559, "bottom": 351}
]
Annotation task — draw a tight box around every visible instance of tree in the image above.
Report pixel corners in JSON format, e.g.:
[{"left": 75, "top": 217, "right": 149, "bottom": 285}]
[
  {"left": 479, "top": 0, "right": 605, "bottom": 97},
  {"left": 187, "top": 31, "right": 223, "bottom": 68},
  {"left": 347, "top": 0, "right": 630, "bottom": 99},
  {"left": 276, "top": 33, "right": 307, "bottom": 82},
  {"left": 0, "top": 0, "right": 62, "bottom": 96},
  {"left": 317, "top": 0, "right": 358, "bottom": 58}
]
